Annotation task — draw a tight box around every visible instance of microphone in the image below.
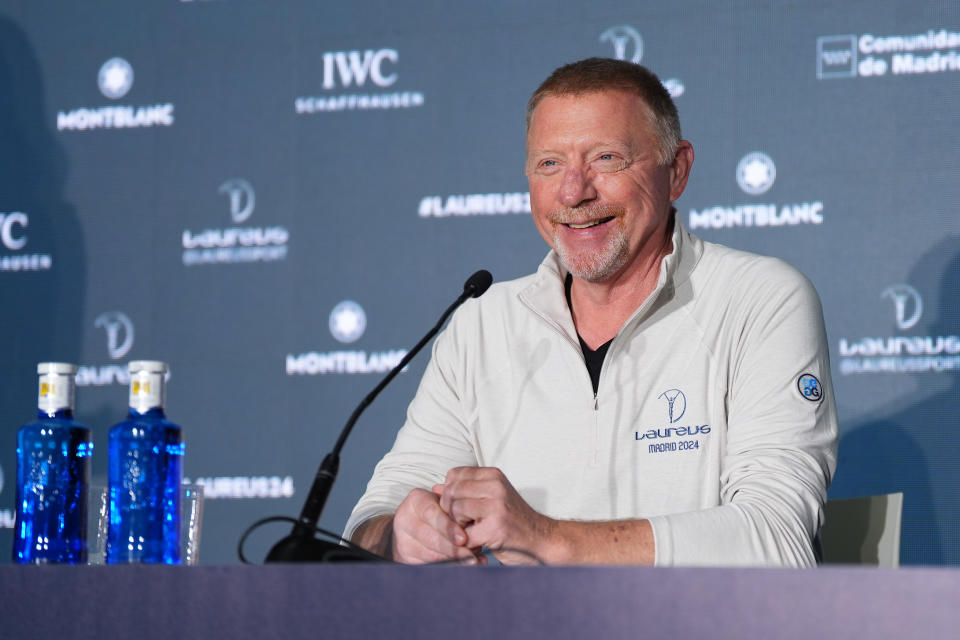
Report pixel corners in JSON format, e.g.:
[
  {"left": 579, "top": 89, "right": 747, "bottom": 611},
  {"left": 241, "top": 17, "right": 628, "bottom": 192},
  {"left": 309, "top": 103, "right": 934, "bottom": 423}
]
[
  {"left": 264, "top": 270, "right": 493, "bottom": 563},
  {"left": 463, "top": 269, "right": 493, "bottom": 299}
]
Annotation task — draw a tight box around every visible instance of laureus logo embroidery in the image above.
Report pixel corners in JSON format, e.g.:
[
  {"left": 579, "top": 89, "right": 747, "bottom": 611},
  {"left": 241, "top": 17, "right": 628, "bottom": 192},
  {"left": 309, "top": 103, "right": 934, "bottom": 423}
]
[{"left": 658, "top": 388, "right": 687, "bottom": 424}]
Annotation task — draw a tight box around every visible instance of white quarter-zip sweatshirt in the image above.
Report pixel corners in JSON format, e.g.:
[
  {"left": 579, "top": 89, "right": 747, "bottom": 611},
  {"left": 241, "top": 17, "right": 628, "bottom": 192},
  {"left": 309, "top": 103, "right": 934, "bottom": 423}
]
[{"left": 345, "top": 218, "right": 838, "bottom": 567}]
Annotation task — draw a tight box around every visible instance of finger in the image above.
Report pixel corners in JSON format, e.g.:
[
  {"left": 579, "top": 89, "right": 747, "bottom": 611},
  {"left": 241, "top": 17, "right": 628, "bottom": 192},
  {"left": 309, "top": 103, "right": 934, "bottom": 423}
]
[
  {"left": 441, "top": 480, "right": 503, "bottom": 521},
  {"left": 440, "top": 475, "right": 495, "bottom": 507},
  {"left": 394, "top": 511, "right": 472, "bottom": 563},
  {"left": 418, "top": 524, "right": 476, "bottom": 561},
  {"left": 407, "top": 493, "right": 467, "bottom": 549},
  {"left": 445, "top": 466, "right": 495, "bottom": 485},
  {"left": 438, "top": 486, "right": 453, "bottom": 515},
  {"left": 438, "top": 479, "right": 483, "bottom": 516},
  {"left": 422, "top": 498, "right": 469, "bottom": 547},
  {"left": 462, "top": 518, "right": 499, "bottom": 551},
  {"left": 447, "top": 496, "right": 487, "bottom": 527},
  {"left": 443, "top": 477, "right": 503, "bottom": 502},
  {"left": 431, "top": 483, "right": 445, "bottom": 498},
  {"left": 398, "top": 532, "right": 466, "bottom": 565},
  {"left": 393, "top": 490, "right": 460, "bottom": 562}
]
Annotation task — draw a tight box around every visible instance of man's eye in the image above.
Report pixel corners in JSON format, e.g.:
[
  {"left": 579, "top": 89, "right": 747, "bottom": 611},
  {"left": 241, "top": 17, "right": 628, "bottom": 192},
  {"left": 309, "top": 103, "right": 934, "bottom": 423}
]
[
  {"left": 594, "top": 154, "right": 628, "bottom": 173},
  {"left": 535, "top": 159, "right": 561, "bottom": 174}
]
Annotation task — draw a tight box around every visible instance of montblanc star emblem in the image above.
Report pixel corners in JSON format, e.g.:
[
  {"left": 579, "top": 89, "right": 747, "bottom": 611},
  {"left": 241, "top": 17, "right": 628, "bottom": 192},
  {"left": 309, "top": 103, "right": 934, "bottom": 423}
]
[
  {"left": 736, "top": 152, "right": 776, "bottom": 195},
  {"left": 98, "top": 57, "right": 134, "bottom": 100},
  {"left": 329, "top": 301, "right": 367, "bottom": 344}
]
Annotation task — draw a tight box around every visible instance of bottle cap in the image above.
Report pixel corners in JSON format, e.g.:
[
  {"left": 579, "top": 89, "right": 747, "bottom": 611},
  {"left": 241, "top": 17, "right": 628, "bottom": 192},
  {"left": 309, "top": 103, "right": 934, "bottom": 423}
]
[
  {"left": 128, "top": 361, "right": 167, "bottom": 413},
  {"left": 128, "top": 360, "right": 168, "bottom": 374},
  {"left": 37, "top": 362, "right": 76, "bottom": 413},
  {"left": 37, "top": 362, "right": 77, "bottom": 375}
]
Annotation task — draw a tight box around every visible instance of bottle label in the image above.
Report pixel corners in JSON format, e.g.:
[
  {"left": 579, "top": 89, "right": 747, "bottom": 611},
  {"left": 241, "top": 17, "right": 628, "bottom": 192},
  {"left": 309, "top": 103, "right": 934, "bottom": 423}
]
[
  {"left": 38, "top": 373, "right": 74, "bottom": 413},
  {"left": 129, "top": 370, "right": 165, "bottom": 413}
]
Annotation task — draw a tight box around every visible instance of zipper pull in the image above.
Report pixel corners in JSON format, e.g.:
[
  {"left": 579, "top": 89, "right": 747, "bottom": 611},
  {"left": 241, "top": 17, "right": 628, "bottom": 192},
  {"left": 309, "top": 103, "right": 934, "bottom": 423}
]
[{"left": 594, "top": 393, "right": 598, "bottom": 410}]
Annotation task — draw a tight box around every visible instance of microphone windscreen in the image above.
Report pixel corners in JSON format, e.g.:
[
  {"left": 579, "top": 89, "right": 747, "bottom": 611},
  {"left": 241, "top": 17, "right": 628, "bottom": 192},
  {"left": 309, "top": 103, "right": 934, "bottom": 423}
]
[{"left": 463, "top": 269, "right": 493, "bottom": 298}]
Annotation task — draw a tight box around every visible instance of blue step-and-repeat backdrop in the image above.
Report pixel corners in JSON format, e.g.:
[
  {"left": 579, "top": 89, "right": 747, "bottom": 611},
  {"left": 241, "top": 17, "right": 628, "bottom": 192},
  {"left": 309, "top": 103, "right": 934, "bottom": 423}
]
[{"left": 0, "top": 0, "right": 958, "bottom": 565}]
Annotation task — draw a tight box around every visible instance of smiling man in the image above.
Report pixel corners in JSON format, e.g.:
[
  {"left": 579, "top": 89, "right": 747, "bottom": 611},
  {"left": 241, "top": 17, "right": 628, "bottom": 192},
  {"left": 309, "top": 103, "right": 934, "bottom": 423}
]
[{"left": 346, "top": 58, "right": 838, "bottom": 567}]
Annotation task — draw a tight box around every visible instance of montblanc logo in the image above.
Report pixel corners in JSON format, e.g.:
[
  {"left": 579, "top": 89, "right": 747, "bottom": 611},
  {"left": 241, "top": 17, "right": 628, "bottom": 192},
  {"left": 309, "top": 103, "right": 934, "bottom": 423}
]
[
  {"left": 882, "top": 284, "right": 923, "bottom": 331},
  {"left": 658, "top": 388, "right": 686, "bottom": 424},
  {"left": 817, "top": 29, "right": 960, "bottom": 80},
  {"left": 736, "top": 152, "right": 776, "bottom": 195},
  {"left": 661, "top": 78, "right": 685, "bottom": 98},
  {"left": 600, "top": 26, "right": 644, "bottom": 63},
  {"left": 182, "top": 178, "right": 288, "bottom": 266},
  {"left": 219, "top": 178, "right": 256, "bottom": 223},
  {"left": 94, "top": 311, "right": 135, "bottom": 359},
  {"left": 76, "top": 311, "right": 137, "bottom": 387},
  {"left": 98, "top": 57, "right": 134, "bottom": 99},
  {"left": 57, "top": 58, "right": 174, "bottom": 132},
  {"left": 0, "top": 211, "right": 52, "bottom": 272},
  {"left": 838, "top": 283, "right": 960, "bottom": 375},
  {"left": 688, "top": 151, "right": 824, "bottom": 231},
  {"left": 329, "top": 300, "right": 367, "bottom": 344},
  {"left": 287, "top": 300, "right": 407, "bottom": 376},
  {"left": 295, "top": 48, "right": 425, "bottom": 114}
]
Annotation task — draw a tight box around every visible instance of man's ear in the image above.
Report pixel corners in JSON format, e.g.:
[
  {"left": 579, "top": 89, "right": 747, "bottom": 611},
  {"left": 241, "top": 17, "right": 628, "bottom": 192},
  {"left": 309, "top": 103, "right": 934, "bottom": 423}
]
[{"left": 669, "top": 140, "right": 694, "bottom": 202}]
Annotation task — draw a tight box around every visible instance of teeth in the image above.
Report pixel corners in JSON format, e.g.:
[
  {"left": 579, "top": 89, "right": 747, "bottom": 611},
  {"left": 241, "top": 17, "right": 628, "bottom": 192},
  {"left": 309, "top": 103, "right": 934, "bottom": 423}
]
[{"left": 568, "top": 220, "right": 602, "bottom": 229}]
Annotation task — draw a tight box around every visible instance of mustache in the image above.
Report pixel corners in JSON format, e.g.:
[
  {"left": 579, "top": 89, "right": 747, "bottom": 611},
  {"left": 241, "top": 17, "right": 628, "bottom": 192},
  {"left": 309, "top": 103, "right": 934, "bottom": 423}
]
[{"left": 547, "top": 204, "right": 625, "bottom": 225}]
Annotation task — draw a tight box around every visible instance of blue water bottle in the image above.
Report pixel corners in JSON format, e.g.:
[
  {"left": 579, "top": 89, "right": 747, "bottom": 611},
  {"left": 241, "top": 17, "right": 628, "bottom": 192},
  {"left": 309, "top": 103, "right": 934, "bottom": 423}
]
[
  {"left": 13, "top": 362, "right": 93, "bottom": 564},
  {"left": 106, "top": 360, "right": 184, "bottom": 564}
]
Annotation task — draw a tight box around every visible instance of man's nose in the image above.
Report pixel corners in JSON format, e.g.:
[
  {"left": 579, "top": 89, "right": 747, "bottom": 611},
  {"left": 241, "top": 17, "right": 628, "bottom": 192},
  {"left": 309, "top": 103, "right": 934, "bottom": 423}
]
[{"left": 559, "top": 166, "right": 597, "bottom": 208}]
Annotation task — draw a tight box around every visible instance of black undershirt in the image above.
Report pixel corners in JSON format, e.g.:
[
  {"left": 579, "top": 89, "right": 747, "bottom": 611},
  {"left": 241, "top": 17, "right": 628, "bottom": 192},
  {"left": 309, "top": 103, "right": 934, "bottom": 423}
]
[{"left": 565, "top": 273, "right": 613, "bottom": 395}]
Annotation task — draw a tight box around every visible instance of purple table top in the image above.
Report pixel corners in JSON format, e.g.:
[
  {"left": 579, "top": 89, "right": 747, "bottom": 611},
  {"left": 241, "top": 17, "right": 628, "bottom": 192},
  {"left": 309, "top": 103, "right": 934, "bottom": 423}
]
[{"left": 1, "top": 564, "right": 958, "bottom": 639}]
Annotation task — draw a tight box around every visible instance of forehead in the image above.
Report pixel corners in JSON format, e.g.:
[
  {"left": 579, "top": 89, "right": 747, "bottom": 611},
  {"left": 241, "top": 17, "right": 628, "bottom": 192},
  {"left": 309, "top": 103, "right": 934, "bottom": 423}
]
[{"left": 526, "top": 90, "right": 657, "bottom": 150}]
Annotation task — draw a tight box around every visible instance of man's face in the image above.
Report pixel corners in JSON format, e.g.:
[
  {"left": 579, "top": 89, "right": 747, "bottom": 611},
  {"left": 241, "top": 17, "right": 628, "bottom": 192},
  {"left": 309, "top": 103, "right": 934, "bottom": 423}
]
[{"left": 525, "top": 90, "right": 692, "bottom": 283}]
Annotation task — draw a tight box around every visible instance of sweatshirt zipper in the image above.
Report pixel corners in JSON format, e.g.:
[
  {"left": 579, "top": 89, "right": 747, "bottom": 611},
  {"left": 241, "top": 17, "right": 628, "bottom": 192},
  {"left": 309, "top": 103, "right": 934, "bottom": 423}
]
[
  {"left": 592, "top": 391, "right": 600, "bottom": 466},
  {"left": 526, "top": 310, "right": 604, "bottom": 464}
]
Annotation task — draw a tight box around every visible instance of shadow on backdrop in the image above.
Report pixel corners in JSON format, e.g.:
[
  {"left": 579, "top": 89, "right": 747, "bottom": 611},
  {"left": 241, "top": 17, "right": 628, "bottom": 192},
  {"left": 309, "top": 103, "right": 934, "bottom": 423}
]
[
  {"left": 830, "top": 237, "right": 960, "bottom": 565},
  {"left": 0, "top": 17, "right": 85, "bottom": 559}
]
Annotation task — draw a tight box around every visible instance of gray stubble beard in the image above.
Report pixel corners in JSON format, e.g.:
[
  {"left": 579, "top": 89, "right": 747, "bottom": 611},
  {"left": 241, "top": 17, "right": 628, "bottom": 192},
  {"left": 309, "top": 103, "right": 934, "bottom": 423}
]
[{"left": 553, "top": 223, "right": 629, "bottom": 283}]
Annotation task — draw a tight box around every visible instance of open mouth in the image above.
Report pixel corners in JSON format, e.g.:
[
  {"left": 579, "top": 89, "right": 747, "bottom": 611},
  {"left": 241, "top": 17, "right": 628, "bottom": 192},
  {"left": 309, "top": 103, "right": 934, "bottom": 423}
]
[{"left": 565, "top": 216, "right": 615, "bottom": 230}]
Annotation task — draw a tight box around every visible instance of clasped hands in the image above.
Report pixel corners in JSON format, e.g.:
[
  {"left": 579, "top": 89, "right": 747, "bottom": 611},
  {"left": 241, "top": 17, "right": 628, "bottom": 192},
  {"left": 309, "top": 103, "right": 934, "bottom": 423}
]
[{"left": 391, "top": 466, "right": 553, "bottom": 565}]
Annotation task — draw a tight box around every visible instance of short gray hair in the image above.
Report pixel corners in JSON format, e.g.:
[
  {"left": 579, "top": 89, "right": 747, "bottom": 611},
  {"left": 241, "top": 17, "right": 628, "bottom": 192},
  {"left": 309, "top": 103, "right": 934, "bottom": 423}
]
[{"left": 526, "top": 57, "right": 681, "bottom": 165}]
